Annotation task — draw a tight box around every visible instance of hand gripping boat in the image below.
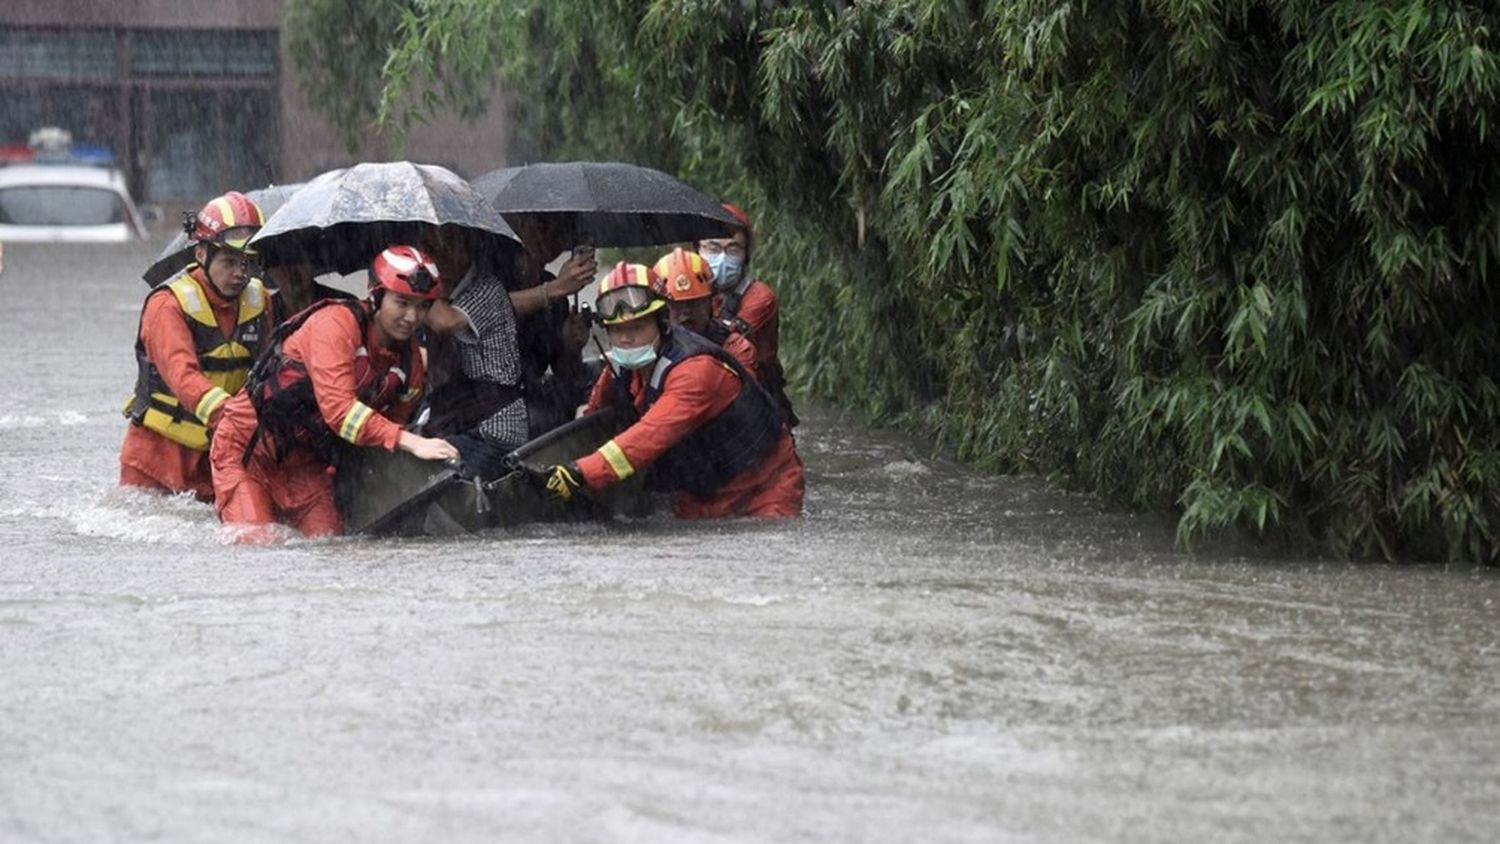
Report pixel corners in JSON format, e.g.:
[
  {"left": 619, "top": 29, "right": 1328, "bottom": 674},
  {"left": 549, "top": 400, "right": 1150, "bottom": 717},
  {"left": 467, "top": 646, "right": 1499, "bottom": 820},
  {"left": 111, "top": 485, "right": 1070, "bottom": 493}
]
[{"left": 334, "top": 407, "right": 651, "bottom": 537}]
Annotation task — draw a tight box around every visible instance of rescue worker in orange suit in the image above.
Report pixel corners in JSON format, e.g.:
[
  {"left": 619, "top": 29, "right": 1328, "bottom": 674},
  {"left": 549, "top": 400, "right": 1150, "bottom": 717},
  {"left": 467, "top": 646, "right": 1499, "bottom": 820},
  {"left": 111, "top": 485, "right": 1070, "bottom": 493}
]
[
  {"left": 209, "top": 245, "right": 460, "bottom": 540},
  {"left": 697, "top": 202, "right": 796, "bottom": 426},
  {"left": 120, "top": 191, "right": 272, "bottom": 501},
  {"left": 651, "top": 247, "right": 758, "bottom": 378},
  {"left": 540, "top": 263, "right": 804, "bottom": 519}
]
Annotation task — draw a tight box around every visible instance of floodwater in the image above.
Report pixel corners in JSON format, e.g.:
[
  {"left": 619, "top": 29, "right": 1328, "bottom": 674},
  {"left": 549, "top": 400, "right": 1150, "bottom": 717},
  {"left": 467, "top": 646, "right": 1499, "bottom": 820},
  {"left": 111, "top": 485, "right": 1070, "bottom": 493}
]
[{"left": 1, "top": 241, "right": 1497, "bottom": 843}]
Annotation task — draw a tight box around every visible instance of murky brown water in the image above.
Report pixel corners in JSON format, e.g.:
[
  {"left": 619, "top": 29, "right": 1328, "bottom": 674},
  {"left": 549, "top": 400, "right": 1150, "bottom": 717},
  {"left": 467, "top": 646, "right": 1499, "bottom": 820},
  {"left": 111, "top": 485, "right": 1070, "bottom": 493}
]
[{"left": 1, "top": 242, "right": 1497, "bottom": 842}]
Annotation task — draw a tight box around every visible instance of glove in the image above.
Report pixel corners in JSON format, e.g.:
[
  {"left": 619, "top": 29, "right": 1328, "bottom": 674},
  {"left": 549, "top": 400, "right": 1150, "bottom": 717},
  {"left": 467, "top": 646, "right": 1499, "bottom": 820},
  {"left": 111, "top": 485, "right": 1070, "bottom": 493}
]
[{"left": 539, "top": 461, "right": 584, "bottom": 504}]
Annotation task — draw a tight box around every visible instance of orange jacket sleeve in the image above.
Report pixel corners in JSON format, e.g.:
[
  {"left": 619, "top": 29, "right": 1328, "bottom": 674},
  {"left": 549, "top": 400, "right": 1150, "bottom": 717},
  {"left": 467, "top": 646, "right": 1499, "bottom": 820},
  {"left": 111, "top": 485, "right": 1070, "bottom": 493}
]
[
  {"left": 139, "top": 290, "right": 231, "bottom": 426},
  {"left": 298, "top": 307, "right": 407, "bottom": 451},
  {"left": 576, "top": 356, "right": 738, "bottom": 489},
  {"left": 738, "top": 281, "right": 780, "bottom": 363},
  {"left": 583, "top": 366, "right": 618, "bottom": 415},
  {"left": 723, "top": 332, "right": 760, "bottom": 380}
]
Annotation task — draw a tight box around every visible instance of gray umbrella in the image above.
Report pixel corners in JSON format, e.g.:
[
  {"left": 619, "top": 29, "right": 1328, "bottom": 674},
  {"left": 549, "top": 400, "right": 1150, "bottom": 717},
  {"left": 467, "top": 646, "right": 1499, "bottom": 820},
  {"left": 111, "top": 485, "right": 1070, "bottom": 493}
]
[
  {"left": 472, "top": 161, "right": 739, "bottom": 248},
  {"left": 249, "top": 161, "right": 521, "bottom": 274},
  {"left": 140, "top": 183, "right": 303, "bottom": 287}
]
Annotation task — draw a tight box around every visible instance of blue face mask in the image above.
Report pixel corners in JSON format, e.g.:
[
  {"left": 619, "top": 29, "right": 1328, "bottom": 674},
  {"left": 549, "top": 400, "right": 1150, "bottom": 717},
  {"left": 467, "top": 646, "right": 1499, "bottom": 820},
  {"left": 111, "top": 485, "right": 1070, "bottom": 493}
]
[
  {"left": 706, "top": 252, "right": 745, "bottom": 293},
  {"left": 607, "top": 343, "right": 659, "bottom": 371}
]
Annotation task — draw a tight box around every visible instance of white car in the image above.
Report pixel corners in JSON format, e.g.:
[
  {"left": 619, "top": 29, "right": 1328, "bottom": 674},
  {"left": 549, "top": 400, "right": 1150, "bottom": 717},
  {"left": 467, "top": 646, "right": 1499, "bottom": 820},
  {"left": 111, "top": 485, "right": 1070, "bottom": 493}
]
[{"left": 0, "top": 164, "right": 147, "bottom": 243}]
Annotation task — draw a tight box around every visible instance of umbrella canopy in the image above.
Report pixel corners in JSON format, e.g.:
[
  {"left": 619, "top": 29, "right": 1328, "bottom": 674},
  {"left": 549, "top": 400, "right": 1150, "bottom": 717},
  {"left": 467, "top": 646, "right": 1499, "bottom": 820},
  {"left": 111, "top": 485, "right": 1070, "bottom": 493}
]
[
  {"left": 140, "top": 183, "right": 303, "bottom": 287},
  {"left": 472, "top": 161, "right": 739, "bottom": 248},
  {"left": 249, "top": 161, "right": 521, "bottom": 275}
]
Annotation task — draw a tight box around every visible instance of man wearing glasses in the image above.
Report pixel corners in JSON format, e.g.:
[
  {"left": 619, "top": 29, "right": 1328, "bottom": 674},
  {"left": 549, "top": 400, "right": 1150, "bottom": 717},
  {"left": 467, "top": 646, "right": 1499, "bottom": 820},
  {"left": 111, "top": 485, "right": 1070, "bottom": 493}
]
[
  {"left": 120, "top": 191, "right": 272, "bottom": 501},
  {"left": 535, "top": 262, "right": 803, "bottom": 519},
  {"left": 698, "top": 203, "right": 797, "bottom": 427}
]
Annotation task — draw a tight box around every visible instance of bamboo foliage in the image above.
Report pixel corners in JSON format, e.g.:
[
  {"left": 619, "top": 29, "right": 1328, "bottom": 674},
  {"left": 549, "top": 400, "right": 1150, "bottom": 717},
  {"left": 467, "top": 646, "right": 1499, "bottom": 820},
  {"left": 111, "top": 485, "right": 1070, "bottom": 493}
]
[{"left": 289, "top": 0, "right": 1500, "bottom": 561}]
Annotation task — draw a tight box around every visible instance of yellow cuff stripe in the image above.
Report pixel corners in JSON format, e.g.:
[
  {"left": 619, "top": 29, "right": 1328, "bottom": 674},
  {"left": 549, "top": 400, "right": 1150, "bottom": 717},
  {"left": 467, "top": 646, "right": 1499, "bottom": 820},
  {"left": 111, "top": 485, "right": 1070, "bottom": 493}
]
[
  {"left": 599, "top": 439, "right": 634, "bottom": 481},
  {"left": 194, "top": 387, "right": 230, "bottom": 423},
  {"left": 339, "top": 401, "right": 375, "bottom": 443}
]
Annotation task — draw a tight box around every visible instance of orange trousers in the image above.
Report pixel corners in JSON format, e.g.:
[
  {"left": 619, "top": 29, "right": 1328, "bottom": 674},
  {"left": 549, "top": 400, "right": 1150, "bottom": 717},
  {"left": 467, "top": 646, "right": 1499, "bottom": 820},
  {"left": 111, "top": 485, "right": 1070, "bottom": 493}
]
[
  {"left": 673, "top": 432, "right": 805, "bottom": 519},
  {"left": 118, "top": 423, "right": 215, "bottom": 501},
  {"left": 208, "top": 394, "right": 342, "bottom": 539}
]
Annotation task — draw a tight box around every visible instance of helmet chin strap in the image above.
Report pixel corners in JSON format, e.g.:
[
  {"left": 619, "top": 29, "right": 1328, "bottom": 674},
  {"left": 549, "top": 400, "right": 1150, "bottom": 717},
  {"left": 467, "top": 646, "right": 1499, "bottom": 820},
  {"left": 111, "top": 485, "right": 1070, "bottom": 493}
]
[{"left": 199, "top": 244, "right": 247, "bottom": 299}]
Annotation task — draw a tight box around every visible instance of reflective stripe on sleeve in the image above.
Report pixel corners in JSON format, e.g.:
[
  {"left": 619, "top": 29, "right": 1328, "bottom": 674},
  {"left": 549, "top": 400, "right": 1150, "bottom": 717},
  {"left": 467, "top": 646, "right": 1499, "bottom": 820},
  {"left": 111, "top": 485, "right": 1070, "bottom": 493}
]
[
  {"left": 598, "top": 439, "right": 634, "bottom": 481},
  {"left": 194, "top": 387, "right": 230, "bottom": 423},
  {"left": 338, "top": 401, "right": 375, "bottom": 443}
]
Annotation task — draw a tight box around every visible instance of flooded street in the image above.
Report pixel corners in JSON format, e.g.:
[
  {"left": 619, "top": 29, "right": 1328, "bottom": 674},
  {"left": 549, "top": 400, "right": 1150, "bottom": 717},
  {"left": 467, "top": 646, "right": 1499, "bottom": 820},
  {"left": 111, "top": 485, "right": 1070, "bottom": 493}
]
[{"left": 1, "top": 241, "right": 1498, "bottom": 842}]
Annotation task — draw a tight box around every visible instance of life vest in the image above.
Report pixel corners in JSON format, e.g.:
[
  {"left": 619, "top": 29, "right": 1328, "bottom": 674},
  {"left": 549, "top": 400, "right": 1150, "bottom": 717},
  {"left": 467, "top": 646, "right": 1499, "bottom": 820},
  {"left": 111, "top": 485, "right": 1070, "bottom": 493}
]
[
  {"left": 609, "top": 327, "right": 783, "bottom": 497},
  {"left": 712, "top": 279, "right": 761, "bottom": 338},
  {"left": 124, "top": 271, "right": 268, "bottom": 451},
  {"left": 241, "top": 299, "right": 417, "bottom": 466}
]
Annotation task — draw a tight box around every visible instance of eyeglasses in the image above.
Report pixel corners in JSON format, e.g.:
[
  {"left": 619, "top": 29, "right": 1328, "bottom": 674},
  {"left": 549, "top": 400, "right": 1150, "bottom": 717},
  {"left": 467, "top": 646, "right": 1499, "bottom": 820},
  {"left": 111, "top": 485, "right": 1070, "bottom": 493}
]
[
  {"left": 698, "top": 240, "right": 746, "bottom": 259},
  {"left": 596, "top": 285, "right": 660, "bottom": 322}
]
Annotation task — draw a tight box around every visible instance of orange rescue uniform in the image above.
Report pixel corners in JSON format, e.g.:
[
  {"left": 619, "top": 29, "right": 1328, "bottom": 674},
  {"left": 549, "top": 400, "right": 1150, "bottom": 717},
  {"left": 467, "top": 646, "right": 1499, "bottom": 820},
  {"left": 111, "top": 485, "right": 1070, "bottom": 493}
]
[
  {"left": 119, "top": 269, "right": 268, "bottom": 500},
  {"left": 581, "top": 352, "right": 803, "bottom": 519},
  {"left": 720, "top": 330, "right": 759, "bottom": 379},
  {"left": 209, "top": 304, "right": 424, "bottom": 537},
  {"left": 716, "top": 278, "right": 780, "bottom": 373}
]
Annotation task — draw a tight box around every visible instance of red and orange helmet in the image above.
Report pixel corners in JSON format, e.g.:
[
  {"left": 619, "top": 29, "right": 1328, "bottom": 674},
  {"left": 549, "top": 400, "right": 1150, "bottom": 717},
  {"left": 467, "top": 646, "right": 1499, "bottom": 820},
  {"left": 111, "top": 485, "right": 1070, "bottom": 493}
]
[
  {"left": 722, "top": 202, "right": 752, "bottom": 232},
  {"left": 724, "top": 202, "right": 754, "bottom": 253},
  {"left": 651, "top": 248, "right": 713, "bottom": 302},
  {"left": 187, "top": 191, "right": 265, "bottom": 253},
  {"left": 369, "top": 245, "right": 442, "bottom": 301},
  {"left": 596, "top": 261, "right": 666, "bottom": 325}
]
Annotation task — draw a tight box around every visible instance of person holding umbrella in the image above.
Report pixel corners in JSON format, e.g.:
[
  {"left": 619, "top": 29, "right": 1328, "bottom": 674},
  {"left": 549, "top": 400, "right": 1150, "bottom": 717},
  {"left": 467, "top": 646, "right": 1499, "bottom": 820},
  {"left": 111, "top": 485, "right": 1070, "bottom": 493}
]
[
  {"left": 471, "top": 161, "right": 747, "bottom": 436},
  {"left": 208, "top": 245, "right": 459, "bottom": 541},
  {"left": 537, "top": 262, "right": 803, "bottom": 519},
  {"left": 505, "top": 214, "right": 599, "bottom": 435},
  {"left": 119, "top": 191, "right": 272, "bottom": 501},
  {"left": 698, "top": 203, "right": 797, "bottom": 428}
]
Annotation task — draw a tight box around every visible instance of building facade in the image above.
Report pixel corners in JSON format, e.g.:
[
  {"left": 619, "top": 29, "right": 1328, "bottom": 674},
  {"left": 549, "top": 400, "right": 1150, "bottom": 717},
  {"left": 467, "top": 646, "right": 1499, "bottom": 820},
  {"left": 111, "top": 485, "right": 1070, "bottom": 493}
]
[{"left": 0, "top": 0, "right": 509, "bottom": 203}]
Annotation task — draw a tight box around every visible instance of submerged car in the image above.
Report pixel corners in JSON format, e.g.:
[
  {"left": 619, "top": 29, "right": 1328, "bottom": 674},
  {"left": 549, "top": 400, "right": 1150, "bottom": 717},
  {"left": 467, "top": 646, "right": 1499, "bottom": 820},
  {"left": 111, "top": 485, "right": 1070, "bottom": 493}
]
[{"left": 0, "top": 164, "right": 147, "bottom": 243}]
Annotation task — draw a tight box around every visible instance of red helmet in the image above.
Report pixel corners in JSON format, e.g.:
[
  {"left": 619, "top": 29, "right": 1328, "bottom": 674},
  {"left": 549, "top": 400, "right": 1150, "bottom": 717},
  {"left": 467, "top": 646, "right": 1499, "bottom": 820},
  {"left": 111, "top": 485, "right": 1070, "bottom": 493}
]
[
  {"left": 369, "top": 245, "right": 442, "bottom": 301},
  {"left": 188, "top": 191, "right": 265, "bottom": 253},
  {"left": 722, "top": 202, "right": 752, "bottom": 232},
  {"left": 596, "top": 261, "right": 666, "bottom": 325},
  {"left": 651, "top": 248, "right": 713, "bottom": 302}
]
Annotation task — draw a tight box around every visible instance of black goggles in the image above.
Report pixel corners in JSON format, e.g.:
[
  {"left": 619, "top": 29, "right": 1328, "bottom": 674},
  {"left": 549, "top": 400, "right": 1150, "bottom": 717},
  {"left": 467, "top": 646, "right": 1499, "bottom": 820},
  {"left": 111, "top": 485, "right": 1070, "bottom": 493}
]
[
  {"left": 596, "top": 286, "right": 661, "bottom": 322},
  {"left": 403, "top": 267, "right": 437, "bottom": 294}
]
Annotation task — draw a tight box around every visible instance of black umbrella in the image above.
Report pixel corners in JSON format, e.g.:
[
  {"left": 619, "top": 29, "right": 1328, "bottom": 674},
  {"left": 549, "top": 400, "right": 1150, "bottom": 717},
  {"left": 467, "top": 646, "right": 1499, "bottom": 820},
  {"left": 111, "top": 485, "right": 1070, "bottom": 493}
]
[
  {"left": 140, "top": 183, "right": 303, "bottom": 287},
  {"left": 248, "top": 162, "right": 522, "bottom": 275},
  {"left": 472, "top": 161, "right": 739, "bottom": 248}
]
